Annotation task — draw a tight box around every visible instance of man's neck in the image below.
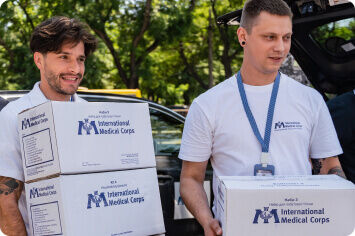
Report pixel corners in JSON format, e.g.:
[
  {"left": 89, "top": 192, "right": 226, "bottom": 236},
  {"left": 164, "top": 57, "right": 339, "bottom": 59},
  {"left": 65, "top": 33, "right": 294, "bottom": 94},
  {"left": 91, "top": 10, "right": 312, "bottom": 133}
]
[
  {"left": 240, "top": 64, "right": 278, "bottom": 86},
  {"left": 39, "top": 82, "right": 71, "bottom": 101}
]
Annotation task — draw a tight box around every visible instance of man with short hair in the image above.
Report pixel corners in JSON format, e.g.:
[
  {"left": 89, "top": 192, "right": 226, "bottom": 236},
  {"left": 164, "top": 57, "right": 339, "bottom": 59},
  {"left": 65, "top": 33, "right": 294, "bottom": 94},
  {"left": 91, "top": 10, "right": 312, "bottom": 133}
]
[
  {"left": 0, "top": 16, "right": 97, "bottom": 235},
  {"left": 179, "top": 1, "right": 345, "bottom": 235}
]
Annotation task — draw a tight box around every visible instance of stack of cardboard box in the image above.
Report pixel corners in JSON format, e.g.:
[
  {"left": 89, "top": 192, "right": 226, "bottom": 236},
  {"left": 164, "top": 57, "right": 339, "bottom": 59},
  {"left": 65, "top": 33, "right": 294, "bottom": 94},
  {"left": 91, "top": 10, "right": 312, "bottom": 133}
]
[{"left": 18, "top": 101, "right": 165, "bottom": 236}]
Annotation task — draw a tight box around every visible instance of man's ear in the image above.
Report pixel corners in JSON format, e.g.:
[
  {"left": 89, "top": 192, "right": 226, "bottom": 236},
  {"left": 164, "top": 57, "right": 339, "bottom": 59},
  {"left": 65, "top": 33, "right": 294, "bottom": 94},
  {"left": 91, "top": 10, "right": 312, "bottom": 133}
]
[
  {"left": 33, "top": 52, "right": 43, "bottom": 70},
  {"left": 237, "top": 27, "right": 248, "bottom": 47}
]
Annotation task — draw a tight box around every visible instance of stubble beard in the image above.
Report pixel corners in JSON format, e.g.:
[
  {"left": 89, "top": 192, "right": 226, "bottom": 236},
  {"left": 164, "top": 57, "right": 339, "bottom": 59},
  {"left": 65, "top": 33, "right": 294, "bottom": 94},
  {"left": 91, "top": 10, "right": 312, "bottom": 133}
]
[{"left": 45, "top": 71, "right": 82, "bottom": 96}]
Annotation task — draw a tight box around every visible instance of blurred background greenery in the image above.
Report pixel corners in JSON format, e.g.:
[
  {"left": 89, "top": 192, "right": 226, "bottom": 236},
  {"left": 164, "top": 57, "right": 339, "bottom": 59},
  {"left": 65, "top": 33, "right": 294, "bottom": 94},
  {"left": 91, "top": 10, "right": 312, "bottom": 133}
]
[{"left": 0, "top": 0, "right": 246, "bottom": 105}]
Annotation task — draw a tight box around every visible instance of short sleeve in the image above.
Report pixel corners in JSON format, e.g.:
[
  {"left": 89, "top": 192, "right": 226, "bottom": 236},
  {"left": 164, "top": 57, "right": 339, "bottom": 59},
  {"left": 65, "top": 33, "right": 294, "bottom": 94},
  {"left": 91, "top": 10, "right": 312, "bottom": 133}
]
[
  {"left": 0, "top": 107, "right": 24, "bottom": 181},
  {"left": 309, "top": 98, "right": 343, "bottom": 159},
  {"left": 178, "top": 101, "right": 213, "bottom": 162}
]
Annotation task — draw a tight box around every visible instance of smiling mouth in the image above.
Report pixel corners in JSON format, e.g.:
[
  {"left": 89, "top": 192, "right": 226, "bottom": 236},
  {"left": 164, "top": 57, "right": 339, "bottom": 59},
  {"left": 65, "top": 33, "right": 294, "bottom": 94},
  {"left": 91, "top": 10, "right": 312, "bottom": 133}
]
[
  {"left": 60, "top": 74, "right": 82, "bottom": 82},
  {"left": 62, "top": 77, "right": 77, "bottom": 81}
]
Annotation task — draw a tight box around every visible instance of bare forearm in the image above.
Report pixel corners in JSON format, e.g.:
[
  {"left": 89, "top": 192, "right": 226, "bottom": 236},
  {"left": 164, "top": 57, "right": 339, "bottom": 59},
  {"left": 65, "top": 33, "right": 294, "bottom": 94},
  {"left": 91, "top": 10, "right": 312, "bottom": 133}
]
[
  {"left": 180, "top": 160, "right": 222, "bottom": 236},
  {"left": 327, "top": 166, "right": 346, "bottom": 178},
  {"left": 311, "top": 157, "right": 346, "bottom": 179},
  {"left": 0, "top": 177, "right": 26, "bottom": 236},
  {"left": 180, "top": 177, "right": 212, "bottom": 227}
]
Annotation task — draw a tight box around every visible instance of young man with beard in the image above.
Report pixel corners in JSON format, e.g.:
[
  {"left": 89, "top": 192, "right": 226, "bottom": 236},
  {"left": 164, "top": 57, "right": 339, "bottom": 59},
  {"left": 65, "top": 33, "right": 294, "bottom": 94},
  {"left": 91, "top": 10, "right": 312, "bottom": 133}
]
[
  {"left": 178, "top": 1, "right": 345, "bottom": 235},
  {"left": 0, "top": 16, "right": 97, "bottom": 235}
]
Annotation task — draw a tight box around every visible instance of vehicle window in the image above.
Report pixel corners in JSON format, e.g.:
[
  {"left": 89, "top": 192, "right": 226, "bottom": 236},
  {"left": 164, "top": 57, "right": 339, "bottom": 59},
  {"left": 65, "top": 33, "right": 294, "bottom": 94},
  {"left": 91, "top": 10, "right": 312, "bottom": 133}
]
[
  {"left": 311, "top": 17, "right": 355, "bottom": 57},
  {"left": 150, "top": 109, "right": 183, "bottom": 156}
]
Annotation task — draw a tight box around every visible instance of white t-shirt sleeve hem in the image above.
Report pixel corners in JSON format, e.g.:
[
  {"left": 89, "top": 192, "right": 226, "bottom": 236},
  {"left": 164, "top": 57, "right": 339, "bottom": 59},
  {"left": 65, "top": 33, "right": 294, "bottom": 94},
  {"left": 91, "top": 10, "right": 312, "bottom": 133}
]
[
  {"left": 310, "top": 149, "right": 343, "bottom": 159},
  {"left": 0, "top": 167, "right": 24, "bottom": 182},
  {"left": 178, "top": 154, "right": 210, "bottom": 162}
]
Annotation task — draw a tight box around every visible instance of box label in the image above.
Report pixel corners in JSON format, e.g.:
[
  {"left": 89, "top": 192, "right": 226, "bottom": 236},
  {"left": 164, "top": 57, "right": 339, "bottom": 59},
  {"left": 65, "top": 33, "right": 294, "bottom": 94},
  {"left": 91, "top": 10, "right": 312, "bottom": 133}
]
[
  {"left": 252, "top": 198, "right": 328, "bottom": 225},
  {"left": 30, "top": 201, "right": 63, "bottom": 236},
  {"left": 76, "top": 115, "right": 140, "bottom": 166},
  {"left": 54, "top": 103, "right": 156, "bottom": 174},
  {"left": 77, "top": 117, "right": 134, "bottom": 136},
  {"left": 20, "top": 112, "right": 48, "bottom": 131},
  {"left": 86, "top": 187, "right": 145, "bottom": 209},
  {"left": 22, "top": 128, "right": 54, "bottom": 169}
]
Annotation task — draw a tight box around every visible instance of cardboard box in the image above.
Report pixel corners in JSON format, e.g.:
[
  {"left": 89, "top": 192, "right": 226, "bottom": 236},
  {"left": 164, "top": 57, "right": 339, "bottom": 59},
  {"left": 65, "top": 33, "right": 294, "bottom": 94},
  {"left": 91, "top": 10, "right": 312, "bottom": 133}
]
[
  {"left": 18, "top": 102, "right": 156, "bottom": 182},
  {"left": 25, "top": 167, "right": 165, "bottom": 236},
  {"left": 216, "top": 175, "right": 355, "bottom": 236}
]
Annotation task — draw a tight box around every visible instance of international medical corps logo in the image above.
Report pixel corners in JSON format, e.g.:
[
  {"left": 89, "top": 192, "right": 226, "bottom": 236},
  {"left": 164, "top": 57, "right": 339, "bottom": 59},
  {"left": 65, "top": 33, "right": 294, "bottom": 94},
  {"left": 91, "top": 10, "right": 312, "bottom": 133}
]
[
  {"left": 78, "top": 118, "right": 99, "bottom": 135},
  {"left": 87, "top": 191, "right": 108, "bottom": 209},
  {"left": 253, "top": 207, "right": 280, "bottom": 224},
  {"left": 274, "top": 121, "right": 303, "bottom": 131}
]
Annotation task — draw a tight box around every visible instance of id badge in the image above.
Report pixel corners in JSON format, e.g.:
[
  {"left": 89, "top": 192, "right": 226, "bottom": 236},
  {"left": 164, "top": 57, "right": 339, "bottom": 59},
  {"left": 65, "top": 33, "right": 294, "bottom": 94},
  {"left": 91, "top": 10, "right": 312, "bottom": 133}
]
[{"left": 254, "top": 164, "right": 275, "bottom": 176}]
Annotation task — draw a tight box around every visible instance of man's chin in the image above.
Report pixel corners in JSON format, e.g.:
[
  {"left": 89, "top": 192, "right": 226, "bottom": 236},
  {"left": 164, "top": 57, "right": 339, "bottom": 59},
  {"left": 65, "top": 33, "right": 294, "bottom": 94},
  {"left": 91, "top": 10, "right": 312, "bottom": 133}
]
[
  {"left": 58, "top": 86, "right": 79, "bottom": 96},
  {"left": 263, "top": 67, "right": 281, "bottom": 75}
]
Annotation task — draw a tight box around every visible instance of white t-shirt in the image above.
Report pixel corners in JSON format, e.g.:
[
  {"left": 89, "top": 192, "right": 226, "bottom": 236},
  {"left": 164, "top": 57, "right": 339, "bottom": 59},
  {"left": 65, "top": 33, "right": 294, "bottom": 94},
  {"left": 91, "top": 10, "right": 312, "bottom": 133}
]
[
  {"left": 179, "top": 73, "right": 342, "bottom": 209},
  {"left": 0, "top": 82, "right": 85, "bottom": 235}
]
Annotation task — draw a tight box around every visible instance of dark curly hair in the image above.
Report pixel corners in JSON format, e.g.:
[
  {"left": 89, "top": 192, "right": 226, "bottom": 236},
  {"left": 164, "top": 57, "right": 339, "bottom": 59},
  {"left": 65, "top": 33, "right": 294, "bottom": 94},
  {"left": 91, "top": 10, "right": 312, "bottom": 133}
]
[{"left": 30, "top": 16, "right": 97, "bottom": 56}]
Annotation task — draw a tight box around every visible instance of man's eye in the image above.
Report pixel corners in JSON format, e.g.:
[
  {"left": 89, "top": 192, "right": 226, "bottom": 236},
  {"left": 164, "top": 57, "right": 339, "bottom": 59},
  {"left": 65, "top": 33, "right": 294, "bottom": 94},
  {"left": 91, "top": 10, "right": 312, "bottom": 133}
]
[
  {"left": 284, "top": 35, "right": 291, "bottom": 41},
  {"left": 79, "top": 58, "right": 86, "bottom": 62},
  {"left": 265, "top": 35, "right": 274, "bottom": 40},
  {"left": 59, "top": 55, "right": 67, "bottom": 59}
]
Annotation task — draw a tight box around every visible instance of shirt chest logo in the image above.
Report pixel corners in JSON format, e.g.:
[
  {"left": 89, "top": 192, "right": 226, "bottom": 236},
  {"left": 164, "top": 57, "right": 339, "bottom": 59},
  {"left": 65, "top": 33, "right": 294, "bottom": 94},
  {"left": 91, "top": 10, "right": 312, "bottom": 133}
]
[{"left": 274, "top": 121, "right": 303, "bottom": 131}]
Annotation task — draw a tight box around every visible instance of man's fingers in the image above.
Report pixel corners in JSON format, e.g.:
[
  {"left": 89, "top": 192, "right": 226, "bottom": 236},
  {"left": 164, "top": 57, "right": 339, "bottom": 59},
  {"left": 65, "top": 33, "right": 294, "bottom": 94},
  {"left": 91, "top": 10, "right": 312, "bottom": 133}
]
[{"left": 210, "top": 219, "right": 222, "bottom": 235}]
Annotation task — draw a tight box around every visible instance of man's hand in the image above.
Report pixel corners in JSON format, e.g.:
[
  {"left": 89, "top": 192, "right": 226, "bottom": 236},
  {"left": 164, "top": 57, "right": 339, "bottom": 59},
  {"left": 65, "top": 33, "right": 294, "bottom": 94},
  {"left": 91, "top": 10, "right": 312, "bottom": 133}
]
[
  {"left": 180, "top": 160, "right": 222, "bottom": 236},
  {"left": 203, "top": 218, "right": 222, "bottom": 236},
  {"left": 0, "top": 176, "right": 26, "bottom": 236},
  {"left": 311, "top": 156, "right": 346, "bottom": 179}
]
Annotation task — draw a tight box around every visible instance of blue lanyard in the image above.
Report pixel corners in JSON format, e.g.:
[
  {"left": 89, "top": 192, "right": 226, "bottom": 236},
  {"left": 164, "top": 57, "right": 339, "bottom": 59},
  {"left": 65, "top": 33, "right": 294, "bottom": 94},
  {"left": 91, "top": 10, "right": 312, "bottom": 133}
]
[
  {"left": 236, "top": 71, "right": 280, "bottom": 154},
  {"left": 70, "top": 95, "right": 74, "bottom": 102}
]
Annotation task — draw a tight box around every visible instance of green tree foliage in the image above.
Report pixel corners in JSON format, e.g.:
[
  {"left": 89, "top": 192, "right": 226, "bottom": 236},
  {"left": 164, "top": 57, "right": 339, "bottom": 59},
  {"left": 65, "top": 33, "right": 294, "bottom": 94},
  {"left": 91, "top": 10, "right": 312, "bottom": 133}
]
[
  {"left": 0, "top": 0, "right": 108, "bottom": 90},
  {"left": 0, "top": 0, "right": 245, "bottom": 105}
]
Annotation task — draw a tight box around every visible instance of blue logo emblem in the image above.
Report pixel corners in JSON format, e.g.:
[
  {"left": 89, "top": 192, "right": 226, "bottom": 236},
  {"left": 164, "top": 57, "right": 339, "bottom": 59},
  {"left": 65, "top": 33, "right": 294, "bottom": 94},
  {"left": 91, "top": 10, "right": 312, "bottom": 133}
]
[
  {"left": 29, "top": 188, "right": 39, "bottom": 199},
  {"left": 87, "top": 191, "right": 108, "bottom": 209},
  {"left": 274, "top": 121, "right": 285, "bottom": 129},
  {"left": 78, "top": 119, "right": 99, "bottom": 135},
  {"left": 22, "top": 118, "right": 31, "bottom": 130},
  {"left": 253, "top": 207, "right": 280, "bottom": 224}
]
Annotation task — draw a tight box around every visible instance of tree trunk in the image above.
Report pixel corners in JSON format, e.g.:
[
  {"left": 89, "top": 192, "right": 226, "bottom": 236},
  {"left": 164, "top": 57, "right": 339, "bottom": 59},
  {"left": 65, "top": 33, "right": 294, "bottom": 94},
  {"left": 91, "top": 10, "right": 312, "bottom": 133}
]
[
  {"left": 211, "top": 0, "right": 233, "bottom": 78},
  {"left": 208, "top": 8, "right": 214, "bottom": 88},
  {"left": 129, "top": 71, "right": 139, "bottom": 89}
]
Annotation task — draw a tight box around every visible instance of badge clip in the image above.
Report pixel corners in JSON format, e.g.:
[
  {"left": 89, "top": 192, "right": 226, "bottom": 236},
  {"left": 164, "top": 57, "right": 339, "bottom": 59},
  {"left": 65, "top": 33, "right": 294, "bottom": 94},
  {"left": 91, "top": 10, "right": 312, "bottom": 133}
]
[
  {"left": 254, "top": 164, "right": 275, "bottom": 176},
  {"left": 254, "top": 152, "right": 275, "bottom": 176}
]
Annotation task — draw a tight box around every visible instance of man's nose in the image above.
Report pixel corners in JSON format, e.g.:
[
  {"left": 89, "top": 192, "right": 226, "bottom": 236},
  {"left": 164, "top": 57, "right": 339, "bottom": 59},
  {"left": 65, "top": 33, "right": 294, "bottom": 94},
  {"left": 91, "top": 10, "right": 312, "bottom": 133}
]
[
  {"left": 69, "top": 59, "right": 81, "bottom": 73},
  {"left": 273, "top": 38, "right": 285, "bottom": 52}
]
